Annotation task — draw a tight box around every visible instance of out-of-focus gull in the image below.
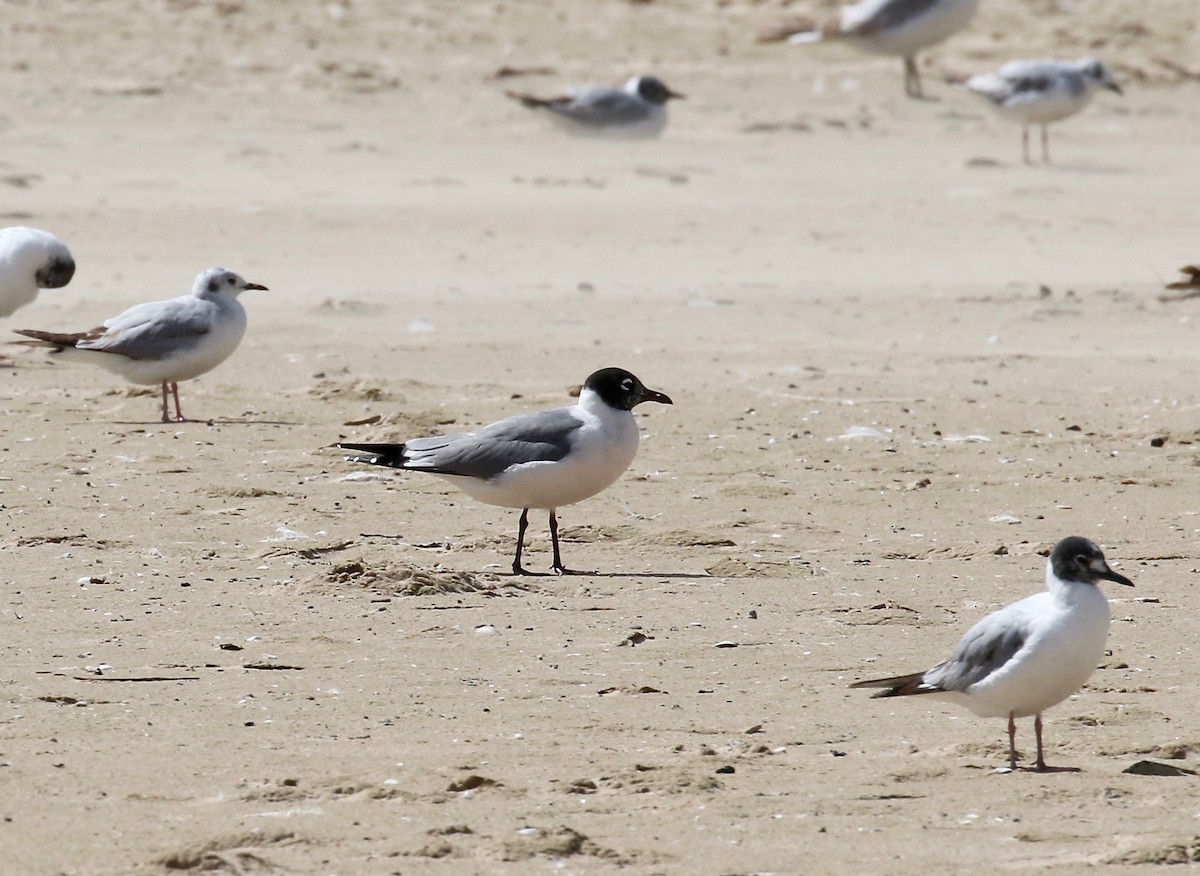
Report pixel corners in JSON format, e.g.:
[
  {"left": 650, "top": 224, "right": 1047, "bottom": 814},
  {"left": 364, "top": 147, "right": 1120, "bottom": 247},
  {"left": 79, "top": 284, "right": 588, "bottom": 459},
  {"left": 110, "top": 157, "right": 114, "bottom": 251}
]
[
  {"left": 15, "top": 267, "right": 266, "bottom": 423},
  {"left": 505, "top": 75, "right": 684, "bottom": 138},
  {"left": 761, "top": 0, "right": 979, "bottom": 98},
  {"left": 1161, "top": 265, "right": 1200, "bottom": 302},
  {"left": 340, "top": 367, "right": 673, "bottom": 575},
  {"left": 852, "top": 536, "right": 1133, "bottom": 771},
  {"left": 0, "top": 226, "right": 75, "bottom": 317},
  {"left": 954, "top": 57, "right": 1122, "bottom": 163}
]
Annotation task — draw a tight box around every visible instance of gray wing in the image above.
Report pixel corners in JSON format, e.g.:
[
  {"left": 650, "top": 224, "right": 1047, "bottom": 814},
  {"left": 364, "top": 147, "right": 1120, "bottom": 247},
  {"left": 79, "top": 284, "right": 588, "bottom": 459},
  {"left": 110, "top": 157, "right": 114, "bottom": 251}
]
[
  {"left": 994, "top": 60, "right": 1083, "bottom": 98},
  {"left": 553, "top": 89, "right": 650, "bottom": 126},
  {"left": 81, "top": 297, "right": 213, "bottom": 360},
  {"left": 851, "top": 0, "right": 946, "bottom": 35},
  {"left": 924, "top": 608, "right": 1031, "bottom": 693},
  {"left": 403, "top": 407, "right": 583, "bottom": 480}
]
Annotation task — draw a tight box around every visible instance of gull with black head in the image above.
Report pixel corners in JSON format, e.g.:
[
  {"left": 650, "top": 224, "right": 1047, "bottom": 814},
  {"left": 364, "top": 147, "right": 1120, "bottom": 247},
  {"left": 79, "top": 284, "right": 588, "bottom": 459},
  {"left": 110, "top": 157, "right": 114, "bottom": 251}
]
[
  {"left": 852, "top": 536, "right": 1134, "bottom": 771},
  {"left": 340, "top": 367, "right": 673, "bottom": 575},
  {"left": 505, "top": 76, "right": 684, "bottom": 138},
  {"left": 15, "top": 267, "right": 266, "bottom": 423},
  {"left": 0, "top": 226, "right": 76, "bottom": 318}
]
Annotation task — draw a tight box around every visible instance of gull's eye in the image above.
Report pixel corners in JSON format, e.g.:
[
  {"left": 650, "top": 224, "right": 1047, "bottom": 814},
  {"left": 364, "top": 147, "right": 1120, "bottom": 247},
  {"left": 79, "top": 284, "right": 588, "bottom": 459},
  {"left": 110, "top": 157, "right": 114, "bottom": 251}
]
[
  {"left": 1075, "top": 554, "right": 1089, "bottom": 567},
  {"left": 227, "top": 276, "right": 236, "bottom": 285},
  {"left": 622, "top": 379, "right": 634, "bottom": 392}
]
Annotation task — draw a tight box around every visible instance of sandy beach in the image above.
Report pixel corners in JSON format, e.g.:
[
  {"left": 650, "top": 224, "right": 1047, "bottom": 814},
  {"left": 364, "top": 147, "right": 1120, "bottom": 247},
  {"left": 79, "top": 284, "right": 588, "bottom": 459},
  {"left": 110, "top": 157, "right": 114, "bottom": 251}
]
[{"left": 3, "top": 1, "right": 1200, "bottom": 872}]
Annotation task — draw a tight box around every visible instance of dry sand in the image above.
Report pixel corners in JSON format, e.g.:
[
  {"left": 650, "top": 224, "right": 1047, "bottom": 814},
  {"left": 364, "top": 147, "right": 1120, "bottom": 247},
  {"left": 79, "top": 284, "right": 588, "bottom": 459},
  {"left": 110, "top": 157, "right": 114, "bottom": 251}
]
[{"left": 3, "top": 1, "right": 1200, "bottom": 873}]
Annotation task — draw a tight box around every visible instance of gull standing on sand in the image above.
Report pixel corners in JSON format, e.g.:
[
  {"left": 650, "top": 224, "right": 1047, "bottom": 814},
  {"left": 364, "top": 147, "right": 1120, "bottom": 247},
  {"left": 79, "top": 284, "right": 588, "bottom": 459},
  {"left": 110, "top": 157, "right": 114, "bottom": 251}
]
[
  {"left": 0, "top": 226, "right": 76, "bottom": 318},
  {"left": 15, "top": 267, "right": 266, "bottom": 423},
  {"left": 762, "top": 0, "right": 979, "bottom": 98},
  {"left": 955, "top": 57, "right": 1122, "bottom": 163},
  {"left": 340, "top": 368, "right": 673, "bottom": 575},
  {"left": 505, "top": 76, "right": 685, "bottom": 138},
  {"left": 851, "top": 536, "right": 1133, "bottom": 771}
]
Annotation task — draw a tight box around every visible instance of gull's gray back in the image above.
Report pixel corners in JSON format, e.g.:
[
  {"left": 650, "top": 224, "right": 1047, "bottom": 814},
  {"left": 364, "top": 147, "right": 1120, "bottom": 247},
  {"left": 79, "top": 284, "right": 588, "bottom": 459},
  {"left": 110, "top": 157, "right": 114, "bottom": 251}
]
[
  {"left": 925, "top": 610, "right": 1031, "bottom": 692},
  {"left": 853, "top": 0, "right": 945, "bottom": 35},
  {"left": 553, "top": 88, "right": 652, "bottom": 127},
  {"left": 404, "top": 407, "right": 583, "bottom": 480},
  {"left": 81, "top": 296, "right": 222, "bottom": 360},
  {"left": 999, "top": 60, "right": 1087, "bottom": 99}
]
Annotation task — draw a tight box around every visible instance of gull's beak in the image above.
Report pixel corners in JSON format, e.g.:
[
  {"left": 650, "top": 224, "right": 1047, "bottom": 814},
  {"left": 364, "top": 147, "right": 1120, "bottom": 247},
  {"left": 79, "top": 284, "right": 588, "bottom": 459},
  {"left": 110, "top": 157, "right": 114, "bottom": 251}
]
[
  {"left": 1107, "top": 81, "right": 1123, "bottom": 95},
  {"left": 245, "top": 282, "right": 269, "bottom": 291},
  {"left": 666, "top": 89, "right": 686, "bottom": 101},
  {"left": 1093, "top": 557, "right": 1134, "bottom": 587},
  {"left": 638, "top": 387, "right": 673, "bottom": 406}
]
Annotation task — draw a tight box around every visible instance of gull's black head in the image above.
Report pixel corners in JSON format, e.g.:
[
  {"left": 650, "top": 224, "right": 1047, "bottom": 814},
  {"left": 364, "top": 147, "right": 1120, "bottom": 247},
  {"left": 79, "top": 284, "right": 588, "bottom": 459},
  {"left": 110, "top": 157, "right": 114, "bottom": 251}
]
[
  {"left": 1050, "top": 535, "right": 1133, "bottom": 587},
  {"left": 36, "top": 255, "right": 75, "bottom": 289},
  {"left": 1079, "top": 58, "right": 1122, "bottom": 94},
  {"left": 634, "top": 76, "right": 685, "bottom": 105},
  {"left": 584, "top": 367, "right": 673, "bottom": 411}
]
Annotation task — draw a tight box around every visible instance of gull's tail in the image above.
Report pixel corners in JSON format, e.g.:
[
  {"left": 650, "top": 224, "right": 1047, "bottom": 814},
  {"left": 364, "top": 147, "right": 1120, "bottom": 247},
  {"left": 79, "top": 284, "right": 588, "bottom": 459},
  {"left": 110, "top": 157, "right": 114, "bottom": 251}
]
[
  {"left": 504, "top": 90, "right": 563, "bottom": 109},
  {"left": 338, "top": 442, "right": 408, "bottom": 469},
  {"left": 850, "top": 672, "right": 932, "bottom": 698},
  {"left": 1167, "top": 265, "right": 1200, "bottom": 291},
  {"left": 756, "top": 16, "right": 821, "bottom": 44},
  {"left": 12, "top": 327, "right": 98, "bottom": 350}
]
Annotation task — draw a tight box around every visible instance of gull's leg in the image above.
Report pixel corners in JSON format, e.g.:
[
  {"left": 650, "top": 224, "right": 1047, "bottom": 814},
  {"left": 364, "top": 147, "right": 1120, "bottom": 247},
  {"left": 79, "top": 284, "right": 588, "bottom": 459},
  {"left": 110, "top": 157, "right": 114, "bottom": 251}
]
[
  {"left": 1034, "top": 713, "right": 1048, "bottom": 771},
  {"left": 1008, "top": 712, "right": 1018, "bottom": 770},
  {"left": 1022, "top": 127, "right": 1032, "bottom": 164},
  {"left": 512, "top": 508, "right": 532, "bottom": 575},
  {"left": 170, "top": 382, "right": 185, "bottom": 422},
  {"left": 549, "top": 510, "right": 568, "bottom": 575},
  {"left": 159, "top": 382, "right": 171, "bottom": 423},
  {"left": 903, "top": 56, "right": 921, "bottom": 98},
  {"left": 1041, "top": 125, "right": 1051, "bottom": 164},
  {"left": 549, "top": 511, "right": 591, "bottom": 575}
]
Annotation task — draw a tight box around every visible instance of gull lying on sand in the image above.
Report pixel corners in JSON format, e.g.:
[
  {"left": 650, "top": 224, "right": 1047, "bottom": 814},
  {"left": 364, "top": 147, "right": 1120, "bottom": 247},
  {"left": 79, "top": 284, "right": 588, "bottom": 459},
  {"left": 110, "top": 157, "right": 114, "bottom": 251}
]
[{"left": 506, "top": 75, "right": 684, "bottom": 138}]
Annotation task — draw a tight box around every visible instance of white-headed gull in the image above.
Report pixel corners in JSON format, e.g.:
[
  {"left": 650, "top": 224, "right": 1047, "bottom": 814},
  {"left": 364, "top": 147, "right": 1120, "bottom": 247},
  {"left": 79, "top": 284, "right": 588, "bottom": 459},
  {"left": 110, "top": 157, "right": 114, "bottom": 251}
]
[
  {"left": 15, "top": 267, "right": 266, "bottom": 423},
  {"left": 956, "top": 57, "right": 1122, "bottom": 163}
]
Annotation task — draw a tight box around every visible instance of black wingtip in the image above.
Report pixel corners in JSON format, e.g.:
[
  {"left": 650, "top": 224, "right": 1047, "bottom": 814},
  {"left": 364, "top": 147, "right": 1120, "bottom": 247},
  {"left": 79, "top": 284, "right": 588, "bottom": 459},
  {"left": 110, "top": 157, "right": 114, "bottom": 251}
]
[{"left": 337, "top": 442, "right": 406, "bottom": 469}]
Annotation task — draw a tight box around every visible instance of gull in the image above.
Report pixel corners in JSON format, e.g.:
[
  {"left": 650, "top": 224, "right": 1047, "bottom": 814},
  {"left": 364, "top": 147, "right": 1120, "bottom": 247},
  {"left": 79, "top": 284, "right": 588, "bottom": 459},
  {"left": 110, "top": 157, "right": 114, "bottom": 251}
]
[
  {"left": 955, "top": 57, "right": 1122, "bottom": 163},
  {"left": 14, "top": 267, "right": 266, "bottom": 423},
  {"left": 1161, "top": 265, "right": 1200, "bottom": 302},
  {"left": 0, "top": 226, "right": 76, "bottom": 318},
  {"left": 505, "top": 76, "right": 684, "bottom": 138},
  {"left": 340, "top": 367, "right": 673, "bottom": 575},
  {"left": 762, "top": 0, "right": 979, "bottom": 98},
  {"left": 851, "top": 536, "right": 1134, "bottom": 772}
]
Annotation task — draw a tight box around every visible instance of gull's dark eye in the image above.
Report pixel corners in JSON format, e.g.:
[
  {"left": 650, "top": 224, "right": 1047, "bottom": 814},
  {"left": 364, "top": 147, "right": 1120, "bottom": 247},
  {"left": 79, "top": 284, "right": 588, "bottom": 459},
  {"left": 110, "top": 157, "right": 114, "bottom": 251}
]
[
  {"left": 227, "top": 276, "right": 236, "bottom": 285},
  {"left": 622, "top": 379, "right": 633, "bottom": 392},
  {"left": 1075, "top": 554, "right": 1089, "bottom": 566}
]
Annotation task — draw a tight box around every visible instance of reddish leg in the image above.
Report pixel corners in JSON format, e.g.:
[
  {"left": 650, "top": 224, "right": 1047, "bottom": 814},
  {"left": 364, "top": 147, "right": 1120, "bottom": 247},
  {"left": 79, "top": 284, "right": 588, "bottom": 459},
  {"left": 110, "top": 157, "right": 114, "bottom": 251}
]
[
  {"left": 1007, "top": 713, "right": 1019, "bottom": 770},
  {"left": 1034, "top": 713, "right": 1048, "bottom": 771}
]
